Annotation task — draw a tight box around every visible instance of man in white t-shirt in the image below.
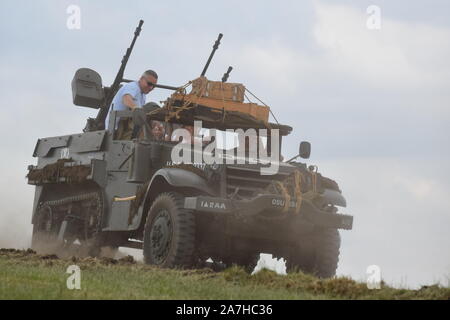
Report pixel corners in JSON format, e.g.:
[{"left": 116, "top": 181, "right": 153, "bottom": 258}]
[{"left": 106, "top": 70, "right": 158, "bottom": 136}]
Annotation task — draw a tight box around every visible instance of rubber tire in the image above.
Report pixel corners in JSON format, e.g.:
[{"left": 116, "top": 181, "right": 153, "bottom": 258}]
[
  {"left": 143, "top": 192, "right": 196, "bottom": 268},
  {"left": 288, "top": 228, "right": 341, "bottom": 278}
]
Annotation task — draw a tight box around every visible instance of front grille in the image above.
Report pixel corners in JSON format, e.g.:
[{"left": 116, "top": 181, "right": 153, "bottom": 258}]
[{"left": 225, "top": 165, "right": 290, "bottom": 199}]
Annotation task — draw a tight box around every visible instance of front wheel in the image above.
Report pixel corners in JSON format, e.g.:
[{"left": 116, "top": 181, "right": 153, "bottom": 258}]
[
  {"left": 143, "top": 192, "right": 196, "bottom": 268},
  {"left": 287, "top": 228, "right": 341, "bottom": 278}
]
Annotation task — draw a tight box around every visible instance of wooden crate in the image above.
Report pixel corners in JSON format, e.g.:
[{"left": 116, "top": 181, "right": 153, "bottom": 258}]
[
  {"left": 171, "top": 93, "right": 270, "bottom": 122},
  {"left": 191, "top": 77, "right": 245, "bottom": 102}
]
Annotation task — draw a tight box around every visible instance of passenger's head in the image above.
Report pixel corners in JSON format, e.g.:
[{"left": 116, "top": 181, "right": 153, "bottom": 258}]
[
  {"left": 139, "top": 70, "right": 158, "bottom": 94},
  {"left": 150, "top": 120, "right": 165, "bottom": 140}
]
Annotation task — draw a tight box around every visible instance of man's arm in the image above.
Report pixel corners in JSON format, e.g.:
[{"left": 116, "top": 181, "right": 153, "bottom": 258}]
[{"left": 122, "top": 94, "right": 138, "bottom": 110}]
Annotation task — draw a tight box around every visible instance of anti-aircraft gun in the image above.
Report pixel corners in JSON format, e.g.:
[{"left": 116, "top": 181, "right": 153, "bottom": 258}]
[{"left": 27, "top": 20, "right": 353, "bottom": 277}]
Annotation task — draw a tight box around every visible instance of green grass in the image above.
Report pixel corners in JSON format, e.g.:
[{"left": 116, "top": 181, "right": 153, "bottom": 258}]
[{"left": 0, "top": 249, "right": 449, "bottom": 300}]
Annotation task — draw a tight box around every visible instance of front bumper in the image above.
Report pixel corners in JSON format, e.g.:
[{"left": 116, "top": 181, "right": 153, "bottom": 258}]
[{"left": 184, "top": 194, "right": 353, "bottom": 230}]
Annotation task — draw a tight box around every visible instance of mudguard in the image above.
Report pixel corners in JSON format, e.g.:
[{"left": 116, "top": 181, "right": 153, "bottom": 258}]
[
  {"left": 322, "top": 188, "right": 347, "bottom": 207},
  {"left": 149, "top": 168, "right": 212, "bottom": 195},
  {"left": 128, "top": 168, "right": 214, "bottom": 230}
]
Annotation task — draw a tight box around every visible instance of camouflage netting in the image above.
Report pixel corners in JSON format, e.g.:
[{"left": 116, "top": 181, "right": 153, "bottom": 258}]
[
  {"left": 27, "top": 159, "right": 91, "bottom": 184},
  {"left": 264, "top": 170, "right": 306, "bottom": 213},
  {"left": 263, "top": 169, "right": 338, "bottom": 214}
]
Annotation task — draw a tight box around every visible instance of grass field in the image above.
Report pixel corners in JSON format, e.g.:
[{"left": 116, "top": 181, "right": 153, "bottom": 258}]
[{"left": 1, "top": 248, "right": 449, "bottom": 300}]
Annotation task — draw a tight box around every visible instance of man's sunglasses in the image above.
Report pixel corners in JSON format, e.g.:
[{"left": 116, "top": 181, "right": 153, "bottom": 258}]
[{"left": 144, "top": 79, "right": 155, "bottom": 88}]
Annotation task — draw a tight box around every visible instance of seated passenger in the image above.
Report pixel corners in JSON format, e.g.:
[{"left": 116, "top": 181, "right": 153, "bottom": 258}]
[{"left": 150, "top": 120, "right": 165, "bottom": 140}]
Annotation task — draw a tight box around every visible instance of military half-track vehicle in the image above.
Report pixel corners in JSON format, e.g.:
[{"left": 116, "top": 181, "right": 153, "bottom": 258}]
[{"left": 27, "top": 21, "right": 353, "bottom": 277}]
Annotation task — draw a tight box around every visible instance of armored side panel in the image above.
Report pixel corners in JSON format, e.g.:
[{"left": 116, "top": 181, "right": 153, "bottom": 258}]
[
  {"left": 127, "top": 142, "right": 152, "bottom": 183},
  {"left": 31, "top": 131, "right": 107, "bottom": 167},
  {"left": 28, "top": 131, "right": 108, "bottom": 222},
  {"left": 72, "top": 68, "right": 104, "bottom": 108}
]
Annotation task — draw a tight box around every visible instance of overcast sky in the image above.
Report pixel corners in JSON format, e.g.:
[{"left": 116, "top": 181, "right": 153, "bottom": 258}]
[{"left": 0, "top": 0, "right": 449, "bottom": 289}]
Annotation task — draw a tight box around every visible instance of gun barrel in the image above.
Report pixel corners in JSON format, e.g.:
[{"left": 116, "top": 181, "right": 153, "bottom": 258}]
[
  {"left": 200, "top": 33, "right": 223, "bottom": 77},
  {"left": 222, "top": 66, "right": 233, "bottom": 82},
  {"left": 90, "top": 20, "right": 144, "bottom": 131}
]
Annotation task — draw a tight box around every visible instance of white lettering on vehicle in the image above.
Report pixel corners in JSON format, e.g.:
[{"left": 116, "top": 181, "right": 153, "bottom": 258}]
[
  {"left": 271, "top": 199, "right": 296, "bottom": 208},
  {"left": 60, "top": 148, "right": 70, "bottom": 159},
  {"left": 200, "top": 201, "right": 226, "bottom": 210}
]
